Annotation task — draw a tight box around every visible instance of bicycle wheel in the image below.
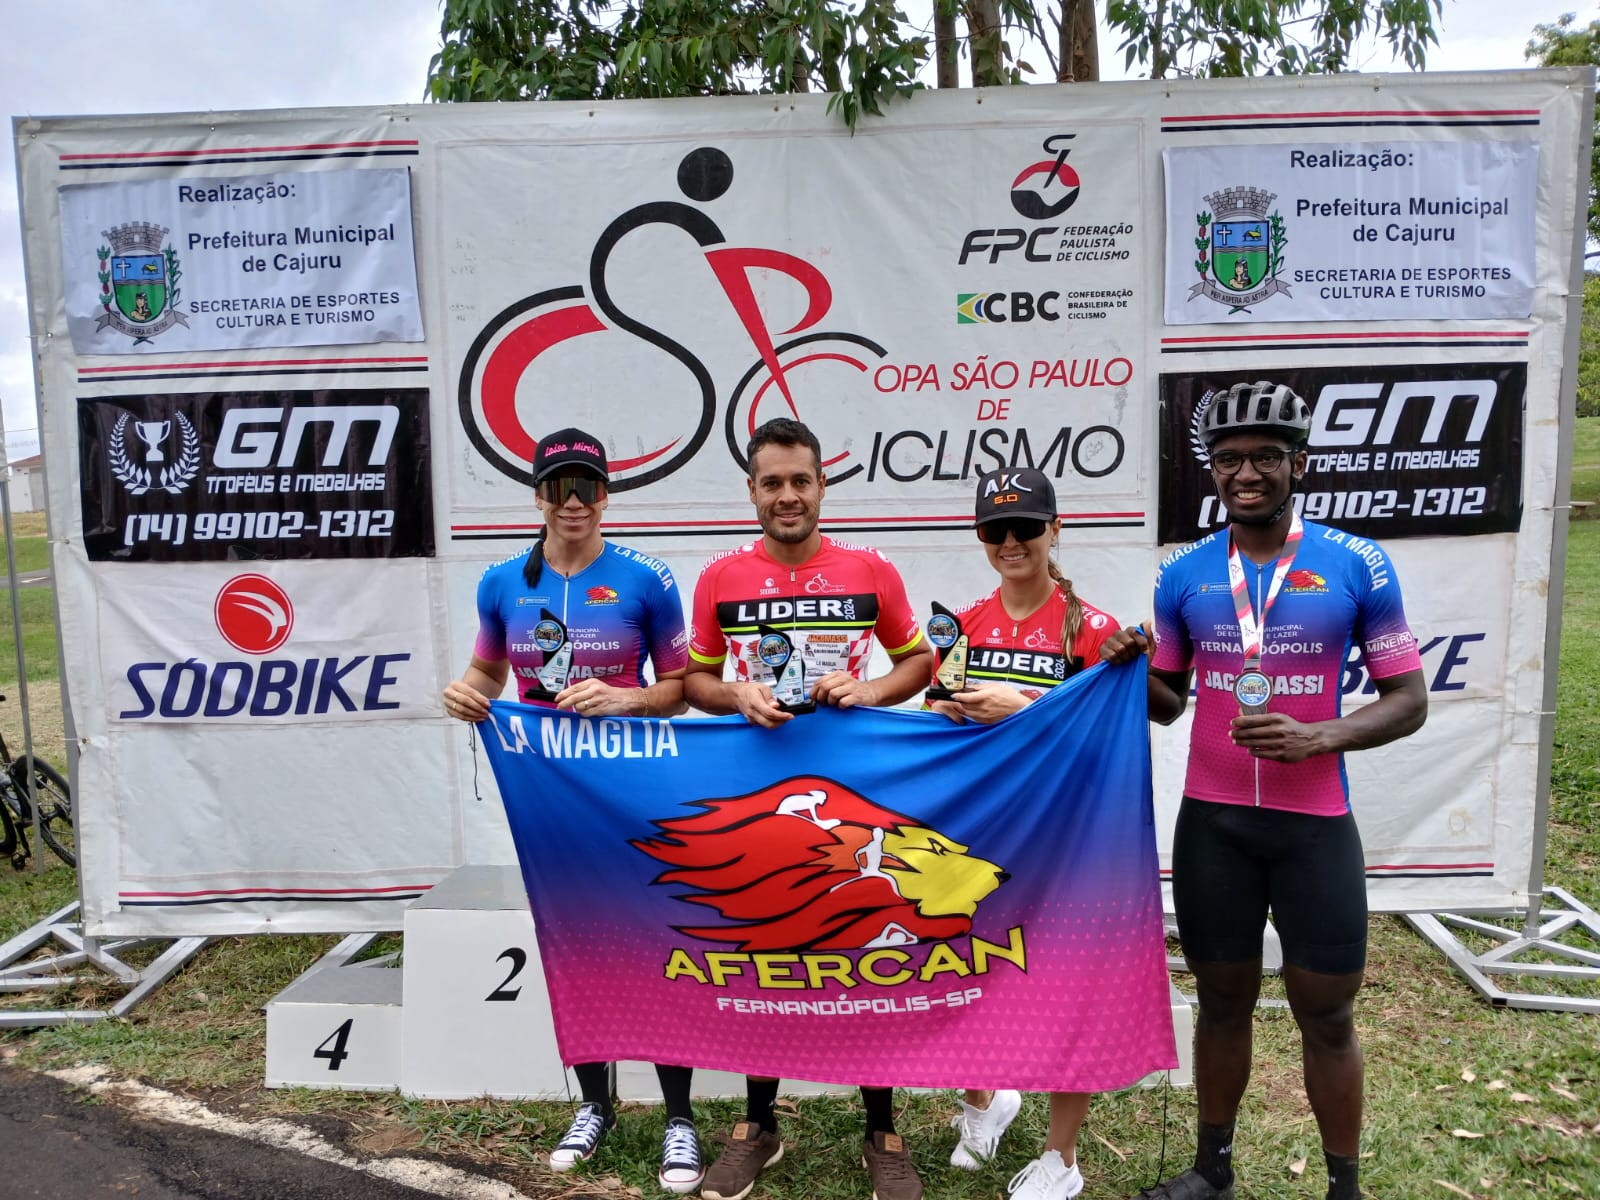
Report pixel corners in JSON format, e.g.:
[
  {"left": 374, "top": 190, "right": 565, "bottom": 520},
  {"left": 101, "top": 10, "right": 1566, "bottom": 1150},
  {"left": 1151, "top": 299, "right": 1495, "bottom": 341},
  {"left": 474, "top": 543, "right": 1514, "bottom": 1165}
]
[
  {"left": 0, "top": 782, "right": 19, "bottom": 861},
  {"left": 11, "top": 757, "right": 74, "bottom": 868}
]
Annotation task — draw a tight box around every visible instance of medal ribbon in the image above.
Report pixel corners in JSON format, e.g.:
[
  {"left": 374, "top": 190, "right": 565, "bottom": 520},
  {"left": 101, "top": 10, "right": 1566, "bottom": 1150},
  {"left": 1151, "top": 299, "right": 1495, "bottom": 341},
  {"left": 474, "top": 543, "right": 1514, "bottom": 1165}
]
[{"left": 1226, "top": 510, "right": 1303, "bottom": 670}]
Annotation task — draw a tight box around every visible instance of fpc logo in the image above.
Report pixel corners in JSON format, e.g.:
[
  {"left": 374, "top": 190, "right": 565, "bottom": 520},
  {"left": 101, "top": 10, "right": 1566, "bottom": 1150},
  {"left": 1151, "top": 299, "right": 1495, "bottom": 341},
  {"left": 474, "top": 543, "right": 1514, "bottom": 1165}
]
[
  {"left": 1009, "top": 135, "right": 1081, "bottom": 220},
  {"left": 214, "top": 574, "right": 295, "bottom": 654},
  {"left": 958, "top": 135, "right": 1084, "bottom": 265}
]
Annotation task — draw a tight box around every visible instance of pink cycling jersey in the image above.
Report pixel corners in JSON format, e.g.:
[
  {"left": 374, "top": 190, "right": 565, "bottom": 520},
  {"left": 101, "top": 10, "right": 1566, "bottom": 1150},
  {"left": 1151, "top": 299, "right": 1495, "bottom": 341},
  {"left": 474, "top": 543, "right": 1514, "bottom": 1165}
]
[{"left": 1151, "top": 520, "right": 1422, "bottom": 816}]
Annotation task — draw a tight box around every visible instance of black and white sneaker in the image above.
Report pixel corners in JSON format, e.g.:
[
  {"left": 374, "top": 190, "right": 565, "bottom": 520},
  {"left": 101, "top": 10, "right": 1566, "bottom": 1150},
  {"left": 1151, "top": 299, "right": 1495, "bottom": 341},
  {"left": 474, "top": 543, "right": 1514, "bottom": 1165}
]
[
  {"left": 659, "top": 1116, "right": 705, "bottom": 1193},
  {"left": 549, "top": 1102, "right": 613, "bottom": 1171}
]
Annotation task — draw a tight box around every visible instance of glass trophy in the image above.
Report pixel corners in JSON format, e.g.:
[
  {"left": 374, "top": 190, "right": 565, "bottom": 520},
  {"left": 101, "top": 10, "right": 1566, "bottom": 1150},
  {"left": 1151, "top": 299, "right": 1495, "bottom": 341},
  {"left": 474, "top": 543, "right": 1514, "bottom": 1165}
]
[
  {"left": 523, "top": 609, "right": 573, "bottom": 703},
  {"left": 756, "top": 624, "right": 815, "bottom": 714},
  {"left": 924, "top": 602, "right": 970, "bottom": 702}
]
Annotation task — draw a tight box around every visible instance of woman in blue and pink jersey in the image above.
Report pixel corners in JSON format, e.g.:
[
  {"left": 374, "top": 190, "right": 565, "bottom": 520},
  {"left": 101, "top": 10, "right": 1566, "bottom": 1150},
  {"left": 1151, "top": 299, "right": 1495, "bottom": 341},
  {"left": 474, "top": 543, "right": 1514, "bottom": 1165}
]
[
  {"left": 928, "top": 466, "right": 1117, "bottom": 1200},
  {"left": 442, "top": 427, "right": 702, "bottom": 1195}
]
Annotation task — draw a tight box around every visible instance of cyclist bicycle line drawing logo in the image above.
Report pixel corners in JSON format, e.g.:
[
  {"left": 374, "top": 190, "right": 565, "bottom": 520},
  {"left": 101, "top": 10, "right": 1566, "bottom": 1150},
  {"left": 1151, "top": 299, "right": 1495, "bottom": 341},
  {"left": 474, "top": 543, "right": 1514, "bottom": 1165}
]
[
  {"left": 1008, "top": 133, "right": 1082, "bottom": 221},
  {"left": 457, "top": 145, "right": 890, "bottom": 493}
]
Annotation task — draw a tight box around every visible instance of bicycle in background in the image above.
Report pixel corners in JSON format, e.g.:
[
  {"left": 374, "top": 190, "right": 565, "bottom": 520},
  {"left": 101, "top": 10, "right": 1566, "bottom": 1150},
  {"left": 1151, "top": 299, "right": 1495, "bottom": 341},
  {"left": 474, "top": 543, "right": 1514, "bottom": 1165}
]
[{"left": 0, "top": 693, "right": 74, "bottom": 869}]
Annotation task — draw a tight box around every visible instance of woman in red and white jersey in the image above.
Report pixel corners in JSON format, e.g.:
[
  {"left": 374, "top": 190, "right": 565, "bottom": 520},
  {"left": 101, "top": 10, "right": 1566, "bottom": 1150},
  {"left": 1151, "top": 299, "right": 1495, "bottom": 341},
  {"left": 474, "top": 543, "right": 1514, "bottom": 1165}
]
[{"left": 929, "top": 466, "right": 1117, "bottom": 1200}]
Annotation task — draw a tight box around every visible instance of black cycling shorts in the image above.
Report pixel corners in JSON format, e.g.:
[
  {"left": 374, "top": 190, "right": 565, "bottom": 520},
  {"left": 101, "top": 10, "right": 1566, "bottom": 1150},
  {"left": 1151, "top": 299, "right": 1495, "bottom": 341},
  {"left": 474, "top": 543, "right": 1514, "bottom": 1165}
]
[{"left": 1171, "top": 796, "right": 1368, "bottom": 976}]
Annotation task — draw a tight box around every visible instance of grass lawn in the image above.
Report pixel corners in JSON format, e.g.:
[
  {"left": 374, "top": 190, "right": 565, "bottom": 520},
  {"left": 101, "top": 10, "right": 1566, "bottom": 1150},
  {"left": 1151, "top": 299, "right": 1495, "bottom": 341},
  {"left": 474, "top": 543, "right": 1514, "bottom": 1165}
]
[{"left": 0, "top": 437, "right": 1596, "bottom": 1199}]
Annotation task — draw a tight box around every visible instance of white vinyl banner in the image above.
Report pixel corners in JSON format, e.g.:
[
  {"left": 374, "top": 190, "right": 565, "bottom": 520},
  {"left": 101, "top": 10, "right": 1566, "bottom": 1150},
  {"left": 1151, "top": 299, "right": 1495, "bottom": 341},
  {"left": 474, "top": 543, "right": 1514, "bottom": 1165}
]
[
  {"left": 99, "top": 563, "right": 438, "bottom": 725},
  {"left": 13, "top": 72, "right": 1588, "bottom": 935},
  {"left": 1162, "top": 140, "right": 1539, "bottom": 324},
  {"left": 58, "top": 167, "right": 423, "bottom": 353}
]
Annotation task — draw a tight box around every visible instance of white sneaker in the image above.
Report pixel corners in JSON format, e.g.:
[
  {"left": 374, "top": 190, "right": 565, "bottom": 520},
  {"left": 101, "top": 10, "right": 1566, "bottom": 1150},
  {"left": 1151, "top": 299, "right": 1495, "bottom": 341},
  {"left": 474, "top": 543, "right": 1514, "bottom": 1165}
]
[
  {"left": 1007, "top": 1150, "right": 1084, "bottom": 1200},
  {"left": 949, "top": 1089, "right": 1023, "bottom": 1169},
  {"left": 548, "top": 1102, "right": 613, "bottom": 1171}
]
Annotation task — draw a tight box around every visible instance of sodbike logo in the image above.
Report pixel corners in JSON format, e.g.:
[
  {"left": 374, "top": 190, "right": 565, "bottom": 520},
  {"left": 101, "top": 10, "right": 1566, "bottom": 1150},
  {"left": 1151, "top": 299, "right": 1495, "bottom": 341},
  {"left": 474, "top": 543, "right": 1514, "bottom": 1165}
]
[
  {"left": 1188, "top": 186, "right": 1291, "bottom": 314},
  {"left": 95, "top": 222, "right": 191, "bottom": 344}
]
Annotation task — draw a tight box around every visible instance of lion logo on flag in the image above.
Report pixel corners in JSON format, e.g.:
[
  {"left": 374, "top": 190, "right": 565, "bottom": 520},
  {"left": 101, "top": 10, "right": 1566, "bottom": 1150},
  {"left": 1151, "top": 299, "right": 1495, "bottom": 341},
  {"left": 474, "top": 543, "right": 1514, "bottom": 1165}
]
[{"left": 631, "top": 776, "right": 1009, "bottom": 952}]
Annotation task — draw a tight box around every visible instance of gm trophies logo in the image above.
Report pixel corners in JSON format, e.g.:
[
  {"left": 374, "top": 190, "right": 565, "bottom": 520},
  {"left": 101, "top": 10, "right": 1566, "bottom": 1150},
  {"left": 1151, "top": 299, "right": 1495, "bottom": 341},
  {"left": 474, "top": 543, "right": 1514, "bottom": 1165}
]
[
  {"left": 95, "top": 222, "right": 191, "bottom": 343},
  {"left": 108, "top": 412, "right": 201, "bottom": 495},
  {"left": 1189, "top": 186, "right": 1291, "bottom": 314},
  {"left": 1188, "top": 390, "right": 1219, "bottom": 467}
]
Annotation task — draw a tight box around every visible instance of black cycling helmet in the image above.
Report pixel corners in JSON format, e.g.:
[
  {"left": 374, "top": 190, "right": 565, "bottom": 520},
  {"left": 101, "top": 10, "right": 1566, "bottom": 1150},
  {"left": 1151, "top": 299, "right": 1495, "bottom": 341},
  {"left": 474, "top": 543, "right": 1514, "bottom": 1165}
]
[{"left": 1200, "top": 380, "right": 1312, "bottom": 449}]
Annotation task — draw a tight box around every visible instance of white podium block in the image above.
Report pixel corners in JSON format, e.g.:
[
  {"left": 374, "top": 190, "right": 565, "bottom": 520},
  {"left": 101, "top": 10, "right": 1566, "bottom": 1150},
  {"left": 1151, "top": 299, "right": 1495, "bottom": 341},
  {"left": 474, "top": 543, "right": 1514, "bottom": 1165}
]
[
  {"left": 400, "top": 864, "right": 579, "bottom": 1100},
  {"left": 1136, "top": 982, "right": 1194, "bottom": 1089},
  {"left": 617, "top": 1060, "right": 852, "bottom": 1103},
  {"left": 265, "top": 964, "right": 402, "bottom": 1091}
]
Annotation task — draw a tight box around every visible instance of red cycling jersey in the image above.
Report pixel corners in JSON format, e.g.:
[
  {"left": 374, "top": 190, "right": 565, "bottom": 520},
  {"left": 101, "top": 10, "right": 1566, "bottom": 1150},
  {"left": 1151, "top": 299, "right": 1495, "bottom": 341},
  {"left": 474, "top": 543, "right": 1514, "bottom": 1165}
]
[
  {"left": 948, "top": 586, "right": 1118, "bottom": 699},
  {"left": 689, "top": 536, "right": 923, "bottom": 684}
]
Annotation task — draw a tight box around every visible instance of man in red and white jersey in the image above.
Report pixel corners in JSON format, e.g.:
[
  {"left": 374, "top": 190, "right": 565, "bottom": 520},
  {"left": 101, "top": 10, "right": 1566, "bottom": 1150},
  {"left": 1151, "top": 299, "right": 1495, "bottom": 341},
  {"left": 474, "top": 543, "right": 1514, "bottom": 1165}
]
[{"left": 685, "top": 417, "right": 933, "bottom": 1200}]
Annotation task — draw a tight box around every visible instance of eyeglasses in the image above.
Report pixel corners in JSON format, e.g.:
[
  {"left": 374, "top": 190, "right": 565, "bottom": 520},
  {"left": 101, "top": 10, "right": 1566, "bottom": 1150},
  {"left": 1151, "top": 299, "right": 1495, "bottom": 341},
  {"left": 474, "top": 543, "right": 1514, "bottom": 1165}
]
[
  {"left": 536, "top": 476, "right": 605, "bottom": 506},
  {"left": 977, "top": 518, "right": 1049, "bottom": 545},
  {"left": 1210, "top": 449, "right": 1289, "bottom": 475}
]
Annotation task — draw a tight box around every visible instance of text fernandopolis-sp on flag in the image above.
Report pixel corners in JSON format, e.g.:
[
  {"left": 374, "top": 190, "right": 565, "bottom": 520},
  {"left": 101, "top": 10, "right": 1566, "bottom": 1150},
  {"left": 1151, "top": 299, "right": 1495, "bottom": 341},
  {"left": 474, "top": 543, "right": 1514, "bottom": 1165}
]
[{"left": 480, "top": 659, "right": 1175, "bottom": 1093}]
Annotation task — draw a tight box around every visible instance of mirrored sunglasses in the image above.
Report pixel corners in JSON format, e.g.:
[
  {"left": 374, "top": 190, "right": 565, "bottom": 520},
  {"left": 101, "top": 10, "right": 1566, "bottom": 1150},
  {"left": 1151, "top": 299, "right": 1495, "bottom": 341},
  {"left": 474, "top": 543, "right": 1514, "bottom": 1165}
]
[
  {"left": 537, "top": 476, "right": 605, "bottom": 506},
  {"left": 977, "top": 517, "right": 1049, "bottom": 545}
]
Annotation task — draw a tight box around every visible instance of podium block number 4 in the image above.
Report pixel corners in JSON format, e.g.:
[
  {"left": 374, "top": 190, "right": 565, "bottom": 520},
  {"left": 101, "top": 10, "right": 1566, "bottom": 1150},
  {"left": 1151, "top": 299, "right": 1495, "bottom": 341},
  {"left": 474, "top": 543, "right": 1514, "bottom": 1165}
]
[
  {"left": 487, "top": 948, "right": 527, "bottom": 1002},
  {"left": 314, "top": 1018, "right": 355, "bottom": 1071}
]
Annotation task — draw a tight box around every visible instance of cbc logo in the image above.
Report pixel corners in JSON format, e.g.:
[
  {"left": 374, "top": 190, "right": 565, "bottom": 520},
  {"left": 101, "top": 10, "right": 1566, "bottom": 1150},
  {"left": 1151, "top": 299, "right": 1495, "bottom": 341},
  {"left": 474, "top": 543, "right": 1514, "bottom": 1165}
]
[{"left": 956, "top": 291, "right": 1062, "bottom": 324}]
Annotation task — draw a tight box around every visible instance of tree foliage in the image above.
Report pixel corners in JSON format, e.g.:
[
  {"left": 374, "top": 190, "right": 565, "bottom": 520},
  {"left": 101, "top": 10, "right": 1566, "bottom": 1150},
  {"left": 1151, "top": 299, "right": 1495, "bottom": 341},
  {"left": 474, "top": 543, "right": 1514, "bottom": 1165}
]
[
  {"left": 427, "top": 0, "right": 1447, "bottom": 127},
  {"left": 1581, "top": 273, "right": 1600, "bottom": 418},
  {"left": 1107, "top": 0, "right": 1441, "bottom": 78},
  {"left": 1527, "top": 12, "right": 1600, "bottom": 252}
]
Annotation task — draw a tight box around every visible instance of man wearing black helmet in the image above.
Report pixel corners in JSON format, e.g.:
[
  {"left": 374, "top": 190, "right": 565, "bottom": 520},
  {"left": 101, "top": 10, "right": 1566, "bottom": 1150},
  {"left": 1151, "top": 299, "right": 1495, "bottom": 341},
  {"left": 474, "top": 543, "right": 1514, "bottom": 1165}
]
[{"left": 1103, "top": 381, "right": 1428, "bottom": 1200}]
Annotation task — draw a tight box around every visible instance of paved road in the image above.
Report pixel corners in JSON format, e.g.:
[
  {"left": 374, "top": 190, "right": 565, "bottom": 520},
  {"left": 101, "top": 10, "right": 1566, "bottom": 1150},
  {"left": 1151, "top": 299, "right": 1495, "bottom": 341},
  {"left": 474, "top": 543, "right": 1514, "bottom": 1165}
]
[
  {"left": 0, "top": 569, "right": 50, "bottom": 590},
  {"left": 0, "top": 1065, "right": 516, "bottom": 1200}
]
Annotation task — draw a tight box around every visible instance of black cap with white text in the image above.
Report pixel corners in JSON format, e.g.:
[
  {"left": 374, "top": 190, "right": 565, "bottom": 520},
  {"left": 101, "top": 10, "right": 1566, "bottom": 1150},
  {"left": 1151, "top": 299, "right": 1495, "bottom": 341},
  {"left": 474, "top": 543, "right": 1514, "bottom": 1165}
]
[{"left": 974, "top": 467, "right": 1057, "bottom": 525}]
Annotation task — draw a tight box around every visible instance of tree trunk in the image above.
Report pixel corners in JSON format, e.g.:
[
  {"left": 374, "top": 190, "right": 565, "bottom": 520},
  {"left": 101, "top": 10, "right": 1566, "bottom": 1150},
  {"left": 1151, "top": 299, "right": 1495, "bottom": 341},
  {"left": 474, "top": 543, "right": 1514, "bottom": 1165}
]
[
  {"left": 935, "top": 0, "right": 959, "bottom": 89},
  {"left": 1150, "top": 0, "right": 1169, "bottom": 78},
  {"left": 967, "top": 0, "right": 1003, "bottom": 88},
  {"left": 1072, "top": 0, "right": 1098, "bottom": 82},
  {"left": 1057, "top": 0, "right": 1099, "bottom": 82}
]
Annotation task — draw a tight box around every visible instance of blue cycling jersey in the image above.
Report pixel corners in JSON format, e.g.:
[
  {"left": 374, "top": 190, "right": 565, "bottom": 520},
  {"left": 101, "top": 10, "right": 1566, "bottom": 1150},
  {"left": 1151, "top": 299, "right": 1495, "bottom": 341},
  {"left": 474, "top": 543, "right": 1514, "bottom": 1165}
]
[{"left": 475, "top": 541, "right": 688, "bottom": 704}]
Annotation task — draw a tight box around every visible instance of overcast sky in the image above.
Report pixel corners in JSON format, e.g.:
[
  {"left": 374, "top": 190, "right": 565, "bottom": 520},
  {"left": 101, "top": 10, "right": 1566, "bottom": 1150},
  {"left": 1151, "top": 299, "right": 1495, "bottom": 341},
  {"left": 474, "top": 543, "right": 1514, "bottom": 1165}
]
[{"left": 2, "top": 0, "right": 1592, "bottom": 462}]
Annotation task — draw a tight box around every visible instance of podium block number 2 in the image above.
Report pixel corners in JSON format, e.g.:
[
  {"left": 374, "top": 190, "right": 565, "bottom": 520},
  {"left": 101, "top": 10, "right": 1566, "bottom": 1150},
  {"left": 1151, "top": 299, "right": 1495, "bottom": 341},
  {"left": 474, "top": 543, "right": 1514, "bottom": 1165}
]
[
  {"left": 313, "top": 1018, "right": 354, "bottom": 1071},
  {"left": 486, "top": 947, "right": 527, "bottom": 1002}
]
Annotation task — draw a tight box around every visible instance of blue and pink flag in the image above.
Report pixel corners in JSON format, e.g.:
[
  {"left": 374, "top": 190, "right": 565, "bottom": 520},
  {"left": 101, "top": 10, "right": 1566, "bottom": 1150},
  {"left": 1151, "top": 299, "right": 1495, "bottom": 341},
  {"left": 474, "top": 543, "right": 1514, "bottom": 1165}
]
[{"left": 480, "top": 659, "right": 1176, "bottom": 1092}]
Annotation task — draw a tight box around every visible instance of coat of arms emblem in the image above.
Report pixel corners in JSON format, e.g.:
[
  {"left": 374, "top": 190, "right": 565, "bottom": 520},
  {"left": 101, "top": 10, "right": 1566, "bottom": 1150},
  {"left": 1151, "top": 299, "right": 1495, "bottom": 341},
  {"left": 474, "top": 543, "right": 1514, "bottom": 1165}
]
[
  {"left": 96, "top": 222, "right": 190, "bottom": 343},
  {"left": 1189, "top": 186, "right": 1291, "bottom": 313}
]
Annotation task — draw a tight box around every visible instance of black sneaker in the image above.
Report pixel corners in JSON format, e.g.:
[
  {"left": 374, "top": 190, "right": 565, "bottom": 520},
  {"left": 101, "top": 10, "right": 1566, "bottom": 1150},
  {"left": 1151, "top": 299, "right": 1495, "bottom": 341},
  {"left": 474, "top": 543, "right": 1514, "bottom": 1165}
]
[
  {"left": 658, "top": 1117, "right": 705, "bottom": 1193},
  {"left": 1134, "top": 1167, "right": 1236, "bottom": 1199},
  {"left": 548, "top": 1102, "right": 613, "bottom": 1171}
]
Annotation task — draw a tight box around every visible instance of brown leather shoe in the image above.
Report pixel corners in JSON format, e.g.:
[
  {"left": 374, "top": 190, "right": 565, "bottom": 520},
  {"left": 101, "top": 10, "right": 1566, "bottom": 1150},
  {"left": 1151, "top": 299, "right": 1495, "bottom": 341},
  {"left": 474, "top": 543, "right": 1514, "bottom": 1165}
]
[
  {"left": 862, "top": 1130, "right": 923, "bottom": 1200},
  {"left": 701, "top": 1121, "right": 783, "bottom": 1200}
]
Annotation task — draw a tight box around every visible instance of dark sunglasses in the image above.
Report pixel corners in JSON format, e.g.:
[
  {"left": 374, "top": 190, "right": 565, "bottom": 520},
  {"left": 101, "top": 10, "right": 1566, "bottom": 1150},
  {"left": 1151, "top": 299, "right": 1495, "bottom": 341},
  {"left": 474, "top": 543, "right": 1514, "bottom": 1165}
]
[
  {"left": 1210, "top": 448, "right": 1288, "bottom": 475},
  {"left": 537, "top": 476, "right": 605, "bottom": 506},
  {"left": 977, "top": 518, "right": 1049, "bottom": 545}
]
